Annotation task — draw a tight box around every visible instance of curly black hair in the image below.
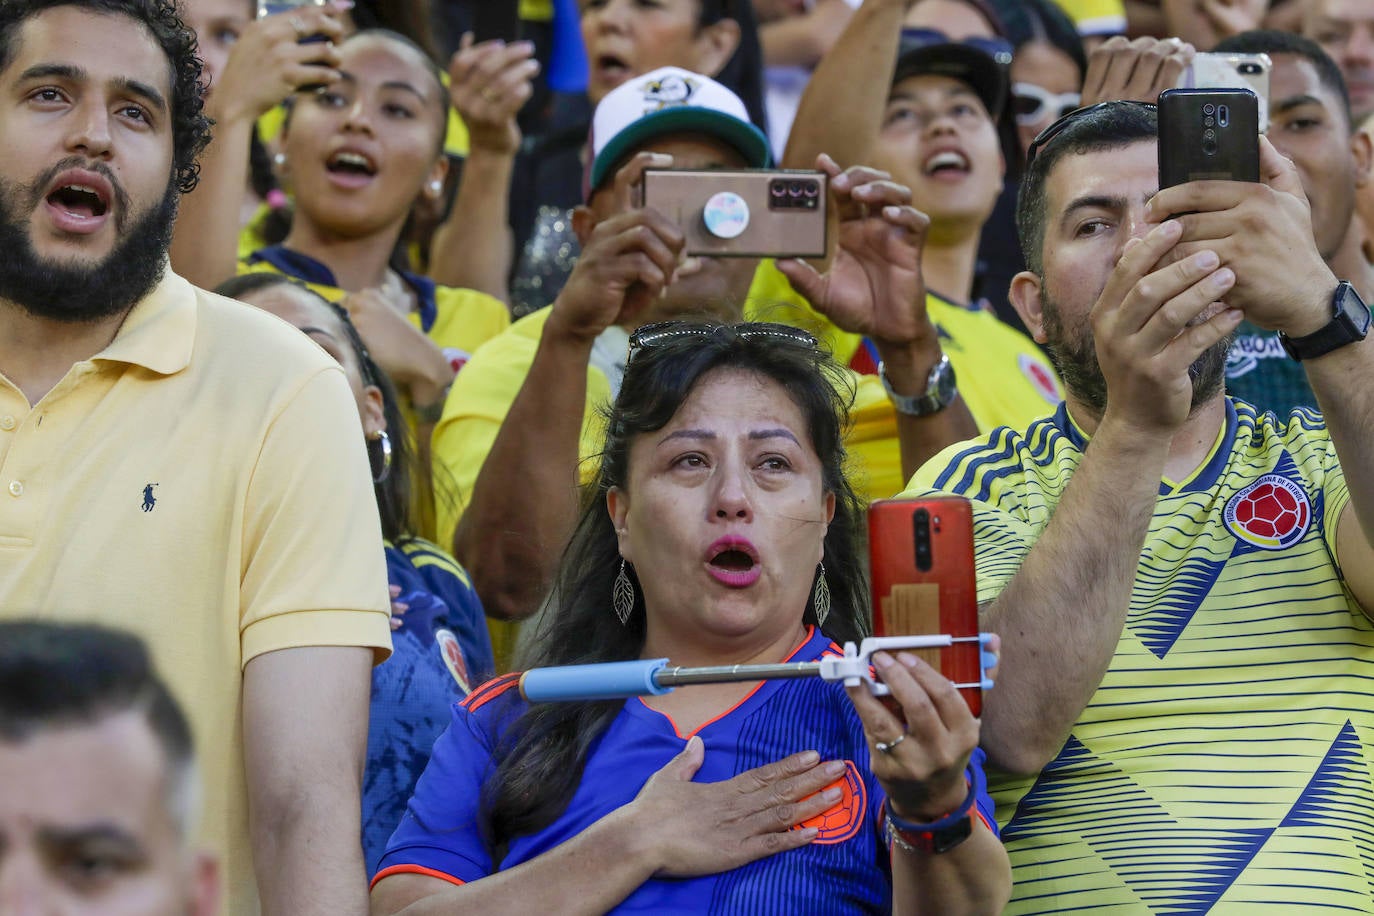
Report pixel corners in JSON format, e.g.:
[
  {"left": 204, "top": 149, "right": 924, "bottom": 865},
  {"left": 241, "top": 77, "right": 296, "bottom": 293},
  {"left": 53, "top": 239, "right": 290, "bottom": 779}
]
[{"left": 0, "top": 0, "right": 212, "bottom": 193}]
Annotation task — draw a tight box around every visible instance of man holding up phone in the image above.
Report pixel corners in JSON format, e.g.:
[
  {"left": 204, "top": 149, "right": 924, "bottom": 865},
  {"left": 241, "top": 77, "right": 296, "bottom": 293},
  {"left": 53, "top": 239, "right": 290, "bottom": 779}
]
[{"left": 903, "top": 101, "right": 1374, "bottom": 911}]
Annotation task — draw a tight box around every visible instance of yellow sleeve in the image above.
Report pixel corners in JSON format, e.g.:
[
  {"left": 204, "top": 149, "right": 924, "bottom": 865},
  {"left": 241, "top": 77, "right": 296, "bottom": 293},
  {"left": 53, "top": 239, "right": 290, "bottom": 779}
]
[
  {"left": 238, "top": 366, "right": 393, "bottom": 666},
  {"left": 425, "top": 287, "right": 512, "bottom": 361}
]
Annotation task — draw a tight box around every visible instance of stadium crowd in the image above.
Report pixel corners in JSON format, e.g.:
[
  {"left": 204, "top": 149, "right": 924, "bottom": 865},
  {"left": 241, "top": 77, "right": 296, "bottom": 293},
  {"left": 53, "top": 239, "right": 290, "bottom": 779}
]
[{"left": 2, "top": 0, "right": 1373, "bottom": 913}]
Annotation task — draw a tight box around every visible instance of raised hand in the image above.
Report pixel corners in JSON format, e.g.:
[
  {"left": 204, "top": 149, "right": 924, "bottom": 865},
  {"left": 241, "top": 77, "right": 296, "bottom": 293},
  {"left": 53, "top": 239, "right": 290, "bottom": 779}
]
[
  {"left": 448, "top": 33, "right": 540, "bottom": 156},
  {"left": 1146, "top": 136, "right": 1338, "bottom": 339},
  {"left": 1089, "top": 219, "right": 1242, "bottom": 434},
  {"left": 212, "top": 2, "right": 347, "bottom": 124},
  {"left": 846, "top": 647, "right": 992, "bottom": 822},
  {"left": 339, "top": 287, "right": 453, "bottom": 404},
  {"left": 547, "top": 152, "right": 687, "bottom": 343},
  {"left": 777, "top": 154, "right": 933, "bottom": 351},
  {"left": 627, "top": 738, "right": 846, "bottom": 876},
  {"left": 1081, "top": 36, "right": 1195, "bottom": 107}
]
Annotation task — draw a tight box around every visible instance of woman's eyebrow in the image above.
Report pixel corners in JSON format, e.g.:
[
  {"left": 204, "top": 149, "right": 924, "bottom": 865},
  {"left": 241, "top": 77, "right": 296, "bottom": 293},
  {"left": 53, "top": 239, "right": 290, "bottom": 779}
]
[{"left": 749, "top": 428, "right": 801, "bottom": 445}]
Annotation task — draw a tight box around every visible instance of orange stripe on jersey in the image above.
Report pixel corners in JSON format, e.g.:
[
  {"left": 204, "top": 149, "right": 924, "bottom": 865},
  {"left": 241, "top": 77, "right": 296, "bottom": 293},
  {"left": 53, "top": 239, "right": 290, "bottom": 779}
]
[
  {"left": 370, "top": 864, "right": 465, "bottom": 890},
  {"left": 460, "top": 673, "right": 520, "bottom": 712}
]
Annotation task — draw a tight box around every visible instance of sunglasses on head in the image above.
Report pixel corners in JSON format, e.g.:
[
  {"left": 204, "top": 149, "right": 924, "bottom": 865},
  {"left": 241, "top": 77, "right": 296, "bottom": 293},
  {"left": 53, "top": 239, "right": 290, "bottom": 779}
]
[
  {"left": 626, "top": 321, "right": 818, "bottom": 366},
  {"left": 1024, "top": 100, "right": 1157, "bottom": 170},
  {"left": 899, "top": 28, "right": 1013, "bottom": 66},
  {"left": 1011, "top": 82, "right": 1082, "bottom": 127}
]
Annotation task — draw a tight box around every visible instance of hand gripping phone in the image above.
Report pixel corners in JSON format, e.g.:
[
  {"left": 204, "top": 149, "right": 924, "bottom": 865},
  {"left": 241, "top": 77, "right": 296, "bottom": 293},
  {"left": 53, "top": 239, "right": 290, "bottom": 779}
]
[
  {"left": 256, "top": 0, "right": 325, "bottom": 21},
  {"left": 641, "top": 169, "right": 828, "bottom": 259},
  {"left": 1158, "top": 87, "right": 1261, "bottom": 189},
  {"left": 473, "top": 0, "right": 522, "bottom": 45},
  {"left": 868, "top": 497, "right": 982, "bottom": 715}
]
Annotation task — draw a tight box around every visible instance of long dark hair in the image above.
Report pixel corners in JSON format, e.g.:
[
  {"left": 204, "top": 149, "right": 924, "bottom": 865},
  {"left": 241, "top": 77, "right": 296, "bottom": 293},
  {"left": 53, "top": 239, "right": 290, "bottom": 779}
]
[
  {"left": 213, "top": 273, "right": 418, "bottom": 542},
  {"left": 482, "top": 321, "right": 869, "bottom": 847}
]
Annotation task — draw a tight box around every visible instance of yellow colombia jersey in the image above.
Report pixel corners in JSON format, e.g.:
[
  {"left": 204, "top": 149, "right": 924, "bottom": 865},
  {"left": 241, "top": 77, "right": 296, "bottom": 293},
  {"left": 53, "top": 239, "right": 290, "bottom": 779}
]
[
  {"left": 905, "top": 398, "right": 1374, "bottom": 914},
  {"left": 238, "top": 247, "right": 510, "bottom": 372}
]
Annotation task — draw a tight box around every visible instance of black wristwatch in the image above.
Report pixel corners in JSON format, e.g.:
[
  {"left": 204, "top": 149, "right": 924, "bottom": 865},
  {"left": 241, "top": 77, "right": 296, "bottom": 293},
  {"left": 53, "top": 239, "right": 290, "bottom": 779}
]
[
  {"left": 1278, "top": 280, "right": 1371, "bottom": 361},
  {"left": 883, "top": 787, "right": 976, "bottom": 855},
  {"left": 878, "top": 354, "right": 958, "bottom": 416}
]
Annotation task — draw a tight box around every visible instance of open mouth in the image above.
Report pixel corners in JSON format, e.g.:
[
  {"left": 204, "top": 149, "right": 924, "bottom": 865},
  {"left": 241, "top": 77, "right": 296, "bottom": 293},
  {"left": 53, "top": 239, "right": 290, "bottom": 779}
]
[
  {"left": 326, "top": 150, "right": 377, "bottom": 178},
  {"left": 46, "top": 183, "right": 108, "bottom": 218},
  {"left": 594, "top": 53, "right": 630, "bottom": 82},
  {"left": 923, "top": 150, "right": 970, "bottom": 177},
  {"left": 710, "top": 548, "right": 757, "bottom": 572}
]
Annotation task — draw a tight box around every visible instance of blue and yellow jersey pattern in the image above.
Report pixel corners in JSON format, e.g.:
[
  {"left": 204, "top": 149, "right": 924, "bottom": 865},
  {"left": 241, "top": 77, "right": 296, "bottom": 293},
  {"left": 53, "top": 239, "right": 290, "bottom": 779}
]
[{"left": 905, "top": 398, "right": 1374, "bottom": 914}]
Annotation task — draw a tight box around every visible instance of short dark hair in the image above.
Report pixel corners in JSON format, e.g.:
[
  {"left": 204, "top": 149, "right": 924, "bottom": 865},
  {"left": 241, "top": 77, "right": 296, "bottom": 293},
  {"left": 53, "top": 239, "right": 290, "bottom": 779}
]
[
  {"left": 1016, "top": 101, "right": 1158, "bottom": 274},
  {"left": 0, "top": 0, "right": 212, "bottom": 193},
  {"left": 1215, "top": 29, "right": 1353, "bottom": 129},
  {"left": 0, "top": 621, "right": 198, "bottom": 832}
]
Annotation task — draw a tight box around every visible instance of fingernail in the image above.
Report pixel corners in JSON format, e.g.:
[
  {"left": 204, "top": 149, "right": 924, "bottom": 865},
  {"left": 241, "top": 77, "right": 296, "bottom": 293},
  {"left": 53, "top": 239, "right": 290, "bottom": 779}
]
[
  {"left": 1195, "top": 250, "right": 1219, "bottom": 270},
  {"left": 883, "top": 205, "right": 901, "bottom": 218},
  {"left": 824, "top": 760, "right": 846, "bottom": 777},
  {"left": 1161, "top": 219, "right": 1182, "bottom": 236},
  {"left": 897, "top": 651, "right": 918, "bottom": 667},
  {"left": 873, "top": 651, "right": 894, "bottom": 669},
  {"left": 799, "top": 749, "right": 820, "bottom": 766},
  {"left": 820, "top": 787, "right": 842, "bottom": 803},
  {"left": 1211, "top": 267, "right": 1235, "bottom": 289}
]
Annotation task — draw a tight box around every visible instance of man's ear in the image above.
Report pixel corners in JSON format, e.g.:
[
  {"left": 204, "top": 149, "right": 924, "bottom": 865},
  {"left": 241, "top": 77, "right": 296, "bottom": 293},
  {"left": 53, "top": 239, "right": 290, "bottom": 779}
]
[
  {"left": 1009, "top": 270, "right": 1048, "bottom": 344},
  {"left": 695, "top": 17, "right": 742, "bottom": 78},
  {"left": 572, "top": 205, "right": 598, "bottom": 247},
  {"left": 1352, "top": 126, "right": 1373, "bottom": 188}
]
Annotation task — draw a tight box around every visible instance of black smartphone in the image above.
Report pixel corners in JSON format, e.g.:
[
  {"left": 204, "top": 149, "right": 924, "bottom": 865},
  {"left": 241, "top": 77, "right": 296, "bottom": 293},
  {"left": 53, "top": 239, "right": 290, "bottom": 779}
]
[
  {"left": 473, "top": 0, "right": 521, "bottom": 45},
  {"left": 1158, "top": 88, "right": 1261, "bottom": 188}
]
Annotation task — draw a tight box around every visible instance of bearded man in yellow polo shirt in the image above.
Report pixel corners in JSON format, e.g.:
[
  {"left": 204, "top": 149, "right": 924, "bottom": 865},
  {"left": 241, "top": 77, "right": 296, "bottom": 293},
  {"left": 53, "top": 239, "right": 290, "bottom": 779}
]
[{"left": 0, "top": 2, "right": 392, "bottom": 914}]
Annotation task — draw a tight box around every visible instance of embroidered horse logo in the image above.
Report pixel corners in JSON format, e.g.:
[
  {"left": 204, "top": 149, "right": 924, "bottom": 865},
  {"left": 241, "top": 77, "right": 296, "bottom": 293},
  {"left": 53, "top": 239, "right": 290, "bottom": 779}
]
[{"left": 142, "top": 483, "right": 158, "bottom": 512}]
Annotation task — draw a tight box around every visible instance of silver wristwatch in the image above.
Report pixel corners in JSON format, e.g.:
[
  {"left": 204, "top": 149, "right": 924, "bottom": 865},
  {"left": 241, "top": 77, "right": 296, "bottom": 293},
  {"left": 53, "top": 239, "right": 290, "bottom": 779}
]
[{"left": 878, "top": 354, "right": 957, "bottom": 417}]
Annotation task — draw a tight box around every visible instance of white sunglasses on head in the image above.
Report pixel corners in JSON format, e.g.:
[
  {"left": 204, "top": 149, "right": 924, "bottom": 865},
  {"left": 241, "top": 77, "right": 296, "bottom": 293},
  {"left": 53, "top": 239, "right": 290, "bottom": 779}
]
[{"left": 1012, "top": 82, "right": 1082, "bottom": 126}]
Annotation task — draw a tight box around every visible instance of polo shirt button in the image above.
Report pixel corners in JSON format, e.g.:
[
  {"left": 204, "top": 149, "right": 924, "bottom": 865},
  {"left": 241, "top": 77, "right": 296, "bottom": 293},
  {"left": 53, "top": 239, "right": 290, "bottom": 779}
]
[
  {"left": 0, "top": 416, "right": 13, "bottom": 431},
  {"left": 8, "top": 480, "right": 22, "bottom": 497}
]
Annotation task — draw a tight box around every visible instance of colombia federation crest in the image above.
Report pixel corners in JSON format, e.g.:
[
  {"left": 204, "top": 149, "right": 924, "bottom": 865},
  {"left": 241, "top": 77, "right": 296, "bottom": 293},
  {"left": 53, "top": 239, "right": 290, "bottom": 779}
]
[{"left": 1224, "top": 473, "right": 1311, "bottom": 550}]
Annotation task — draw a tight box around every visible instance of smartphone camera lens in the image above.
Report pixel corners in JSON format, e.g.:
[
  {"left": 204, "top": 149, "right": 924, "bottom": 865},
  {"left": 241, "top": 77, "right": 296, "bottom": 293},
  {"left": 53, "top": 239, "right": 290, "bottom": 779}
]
[
  {"left": 1203, "top": 128, "right": 1216, "bottom": 139},
  {"left": 1204, "top": 116, "right": 1215, "bottom": 127},
  {"left": 1240, "top": 62, "right": 1261, "bottom": 75},
  {"left": 1203, "top": 103, "right": 1216, "bottom": 116},
  {"left": 802, "top": 180, "right": 819, "bottom": 198},
  {"left": 788, "top": 181, "right": 804, "bottom": 198},
  {"left": 1203, "top": 138, "right": 1219, "bottom": 156},
  {"left": 770, "top": 180, "right": 786, "bottom": 198}
]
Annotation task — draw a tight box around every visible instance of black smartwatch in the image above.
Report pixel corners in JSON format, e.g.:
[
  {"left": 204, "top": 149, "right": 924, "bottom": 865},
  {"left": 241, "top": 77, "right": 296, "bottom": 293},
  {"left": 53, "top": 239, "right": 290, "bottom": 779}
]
[{"left": 1278, "top": 281, "right": 1371, "bottom": 361}]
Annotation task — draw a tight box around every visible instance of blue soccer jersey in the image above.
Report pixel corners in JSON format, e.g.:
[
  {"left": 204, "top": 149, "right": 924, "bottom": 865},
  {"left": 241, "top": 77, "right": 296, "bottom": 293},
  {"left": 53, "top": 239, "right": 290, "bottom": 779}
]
[
  {"left": 374, "top": 626, "right": 997, "bottom": 913},
  {"left": 906, "top": 398, "right": 1374, "bottom": 914}
]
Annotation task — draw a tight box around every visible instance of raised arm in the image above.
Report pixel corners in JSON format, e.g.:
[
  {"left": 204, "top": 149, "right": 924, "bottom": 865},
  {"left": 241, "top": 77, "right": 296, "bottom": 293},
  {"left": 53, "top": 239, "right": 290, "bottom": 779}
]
[
  {"left": 780, "top": 0, "right": 908, "bottom": 171},
  {"left": 449, "top": 152, "right": 685, "bottom": 621},
  {"left": 981, "top": 219, "right": 1241, "bottom": 774},
  {"left": 777, "top": 158, "right": 978, "bottom": 479},
  {"left": 425, "top": 35, "right": 538, "bottom": 298},
  {"left": 169, "top": 5, "right": 345, "bottom": 288}
]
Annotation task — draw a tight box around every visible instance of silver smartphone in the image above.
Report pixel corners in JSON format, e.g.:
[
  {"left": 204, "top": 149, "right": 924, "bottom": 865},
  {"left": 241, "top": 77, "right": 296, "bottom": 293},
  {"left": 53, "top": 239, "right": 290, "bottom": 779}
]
[{"left": 1176, "top": 52, "right": 1271, "bottom": 130}]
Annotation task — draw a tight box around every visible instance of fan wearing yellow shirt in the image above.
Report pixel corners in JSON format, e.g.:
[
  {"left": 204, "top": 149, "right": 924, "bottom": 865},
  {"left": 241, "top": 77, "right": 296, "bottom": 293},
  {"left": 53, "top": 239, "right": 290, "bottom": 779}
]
[
  {"left": 238, "top": 29, "right": 509, "bottom": 432},
  {"left": 905, "top": 100, "right": 1374, "bottom": 913}
]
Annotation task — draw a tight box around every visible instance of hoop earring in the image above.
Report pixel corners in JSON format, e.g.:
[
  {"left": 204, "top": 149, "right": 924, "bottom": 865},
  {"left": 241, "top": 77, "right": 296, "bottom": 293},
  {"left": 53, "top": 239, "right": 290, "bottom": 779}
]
[
  {"left": 613, "top": 559, "right": 635, "bottom": 626},
  {"left": 429, "top": 179, "right": 443, "bottom": 195},
  {"left": 370, "top": 430, "right": 392, "bottom": 484},
  {"left": 813, "top": 563, "right": 830, "bottom": 628}
]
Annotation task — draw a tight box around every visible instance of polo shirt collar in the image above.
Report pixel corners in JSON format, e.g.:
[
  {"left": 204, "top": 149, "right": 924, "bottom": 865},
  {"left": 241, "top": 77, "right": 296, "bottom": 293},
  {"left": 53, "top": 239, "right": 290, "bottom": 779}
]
[
  {"left": 247, "top": 245, "right": 440, "bottom": 333},
  {"left": 93, "top": 267, "right": 196, "bottom": 376}
]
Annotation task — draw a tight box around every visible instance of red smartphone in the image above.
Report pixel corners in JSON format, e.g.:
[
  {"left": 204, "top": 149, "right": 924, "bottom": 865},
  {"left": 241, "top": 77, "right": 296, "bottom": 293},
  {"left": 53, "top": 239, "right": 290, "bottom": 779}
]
[{"left": 868, "top": 497, "right": 981, "bottom": 714}]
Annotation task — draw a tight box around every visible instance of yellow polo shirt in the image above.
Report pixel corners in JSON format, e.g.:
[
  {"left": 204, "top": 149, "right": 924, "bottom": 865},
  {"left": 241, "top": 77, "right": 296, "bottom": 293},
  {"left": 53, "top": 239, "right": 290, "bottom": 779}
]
[{"left": 0, "top": 271, "right": 393, "bottom": 915}]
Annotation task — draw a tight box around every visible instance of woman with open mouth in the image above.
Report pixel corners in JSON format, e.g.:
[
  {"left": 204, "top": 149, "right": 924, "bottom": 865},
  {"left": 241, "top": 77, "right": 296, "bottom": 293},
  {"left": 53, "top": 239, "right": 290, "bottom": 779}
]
[{"left": 370, "top": 321, "right": 1011, "bottom": 915}]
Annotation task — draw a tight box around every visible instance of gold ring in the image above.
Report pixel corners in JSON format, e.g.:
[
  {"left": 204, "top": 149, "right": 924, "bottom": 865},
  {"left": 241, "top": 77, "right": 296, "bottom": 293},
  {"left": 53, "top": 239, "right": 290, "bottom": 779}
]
[
  {"left": 289, "top": 16, "right": 307, "bottom": 39},
  {"left": 874, "top": 733, "right": 907, "bottom": 754}
]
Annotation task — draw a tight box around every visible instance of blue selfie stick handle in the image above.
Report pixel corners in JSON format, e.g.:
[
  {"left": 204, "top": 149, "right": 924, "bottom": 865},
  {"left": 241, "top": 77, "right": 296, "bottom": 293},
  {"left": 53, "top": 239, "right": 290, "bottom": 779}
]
[{"left": 520, "top": 658, "right": 672, "bottom": 702}]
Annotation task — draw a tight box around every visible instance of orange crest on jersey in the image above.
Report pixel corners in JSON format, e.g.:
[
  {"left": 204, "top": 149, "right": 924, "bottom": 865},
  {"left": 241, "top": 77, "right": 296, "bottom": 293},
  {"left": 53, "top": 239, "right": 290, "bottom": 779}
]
[{"left": 795, "top": 760, "right": 866, "bottom": 844}]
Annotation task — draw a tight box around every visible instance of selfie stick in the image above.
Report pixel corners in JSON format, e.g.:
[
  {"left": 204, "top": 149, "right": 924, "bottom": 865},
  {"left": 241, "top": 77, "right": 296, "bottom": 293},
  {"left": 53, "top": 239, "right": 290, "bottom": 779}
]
[{"left": 518, "top": 634, "right": 996, "bottom": 703}]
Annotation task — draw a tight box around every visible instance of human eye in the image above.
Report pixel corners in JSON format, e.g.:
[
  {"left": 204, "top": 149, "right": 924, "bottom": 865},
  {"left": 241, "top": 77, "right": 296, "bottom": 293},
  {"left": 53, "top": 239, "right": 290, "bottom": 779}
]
[
  {"left": 882, "top": 103, "right": 918, "bottom": 128},
  {"left": 757, "top": 454, "right": 793, "bottom": 472},
  {"left": 117, "top": 103, "right": 151, "bottom": 125},
  {"left": 215, "top": 25, "right": 241, "bottom": 47},
  {"left": 951, "top": 101, "right": 979, "bottom": 119},
  {"left": 313, "top": 87, "right": 347, "bottom": 107},
  {"left": 58, "top": 847, "right": 136, "bottom": 892},
  {"left": 671, "top": 452, "right": 709, "bottom": 470},
  {"left": 27, "top": 86, "right": 67, "bottom": 106},
  {"left": 383, "top": 101, "right": 417, "bottom": 119},
  {"left": 1074, "top": 218, "right": 1111, "bottom": 238}
]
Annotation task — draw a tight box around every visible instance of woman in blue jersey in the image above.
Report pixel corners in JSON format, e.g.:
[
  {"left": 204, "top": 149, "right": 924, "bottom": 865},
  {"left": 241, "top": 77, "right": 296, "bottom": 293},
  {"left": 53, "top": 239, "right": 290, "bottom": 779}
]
[
  {"left": 371, "top": 321, "right": 1011, "bottom": 914},
  {"left": 215, "top": 273, "right": 495, "bottom": 875}
]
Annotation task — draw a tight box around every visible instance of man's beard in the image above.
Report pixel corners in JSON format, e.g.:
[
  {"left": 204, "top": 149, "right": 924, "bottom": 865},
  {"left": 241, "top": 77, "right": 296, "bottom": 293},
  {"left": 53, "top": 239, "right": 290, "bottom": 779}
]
[
  {"left": 0, "top": 158, "right": 178, "bottom": 323},
  {"left": 1039, "top": 283, "right": 1231, "bottom": 417}
]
